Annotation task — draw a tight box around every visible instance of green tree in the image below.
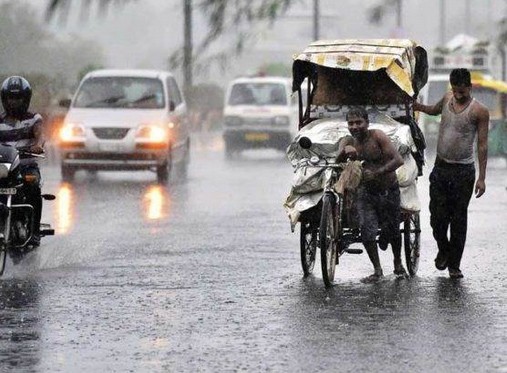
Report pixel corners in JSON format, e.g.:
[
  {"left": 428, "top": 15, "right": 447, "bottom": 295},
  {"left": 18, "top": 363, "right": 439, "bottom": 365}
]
[
  {"left": 1, "top": 1, "right": 104, "bottom": 85},
  {"left": 258, "top": 62, "right": 291, "bottom": 77}
]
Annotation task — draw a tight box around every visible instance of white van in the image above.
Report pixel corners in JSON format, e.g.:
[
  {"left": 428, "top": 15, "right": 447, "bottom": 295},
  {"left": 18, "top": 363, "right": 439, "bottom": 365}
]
[
  {"left": 58, "top": 69, "right": 190, "bottom": 183},
  {"left": 222, "top": 76, "right": 298, "bottom": 157}
]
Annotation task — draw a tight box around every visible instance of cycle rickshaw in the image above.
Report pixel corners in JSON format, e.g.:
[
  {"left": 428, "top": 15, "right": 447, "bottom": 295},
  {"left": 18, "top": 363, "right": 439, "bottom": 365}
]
[{"left": 284, "top": 39, "right": 428, "bottom": 287}]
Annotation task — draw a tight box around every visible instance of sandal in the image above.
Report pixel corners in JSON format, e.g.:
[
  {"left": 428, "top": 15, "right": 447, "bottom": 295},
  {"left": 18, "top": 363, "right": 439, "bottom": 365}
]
[
  {"left": 361, "top": 273, "right": 383, "bottom": 283},
  {"left": 394, "top": 264, "right": 408, "bottom": 277},
  {"left": 435, "top": 250, "right": 448, "bottom": 270},
  {"left": 448, "top": 268, "right": 464, "bottom": 279}
]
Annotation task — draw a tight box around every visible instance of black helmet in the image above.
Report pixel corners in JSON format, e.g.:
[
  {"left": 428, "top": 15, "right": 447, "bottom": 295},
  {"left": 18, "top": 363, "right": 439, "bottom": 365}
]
[{"left": 1, "top": 76, "right": 32, "bottom": 117}]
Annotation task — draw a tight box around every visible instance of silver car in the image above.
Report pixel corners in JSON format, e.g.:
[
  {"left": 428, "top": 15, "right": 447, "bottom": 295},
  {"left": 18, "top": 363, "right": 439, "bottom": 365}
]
[{"left": 58, "top": 69, "right": 190, "bottom": 184}]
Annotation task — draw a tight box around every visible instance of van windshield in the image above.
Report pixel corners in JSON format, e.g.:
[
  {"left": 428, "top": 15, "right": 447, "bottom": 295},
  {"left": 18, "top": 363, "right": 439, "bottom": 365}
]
[
  {"left": 74, "top": 77, "right": 165, "bottom": 109},
  {"left": 228, "top": 83, "right": 287, "bottom": 106}
]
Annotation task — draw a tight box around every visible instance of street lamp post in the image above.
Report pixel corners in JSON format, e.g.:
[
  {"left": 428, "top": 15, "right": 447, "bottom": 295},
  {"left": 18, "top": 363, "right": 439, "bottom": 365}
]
[
  {"left": 313, "top": 0, "right": 320, "bottom": 40},
  {"left": 183, "top": 0, "right": 193, "bottom": 92},
  {"left": 439, "top": 0, "right": 446, "bottom": 45}
]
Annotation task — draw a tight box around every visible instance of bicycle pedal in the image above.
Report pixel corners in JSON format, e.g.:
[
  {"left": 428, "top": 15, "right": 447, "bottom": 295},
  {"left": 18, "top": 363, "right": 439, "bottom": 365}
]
[{"left": 345, "top": 248, "right": 363, "bottom": 254}]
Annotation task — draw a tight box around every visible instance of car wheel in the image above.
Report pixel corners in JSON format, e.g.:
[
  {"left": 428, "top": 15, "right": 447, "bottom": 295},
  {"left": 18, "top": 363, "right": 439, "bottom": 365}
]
[
  {"left": 61, "top": 165, "right": 76, "bottom": 182},
  {"left": 225, "top": 140, "right": 238, "bottom": 159},
  {"left": 157, "top": 153, "right": 172, "bottom": 185},
  {"left": 177, "top": 140, "right": 190, "bottom": 179}
]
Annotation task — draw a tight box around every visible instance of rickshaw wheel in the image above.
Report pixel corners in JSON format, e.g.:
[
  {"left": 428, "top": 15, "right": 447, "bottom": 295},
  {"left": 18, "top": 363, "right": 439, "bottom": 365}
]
[
  {"left": 403, "top": 211, "right": 421, "bottom": 276},
  {"left": 320, "top": 193, "right": 337, "bottom": 287},
  {"left": 300, "top": 217, "right": 318, "bottom": 276}
]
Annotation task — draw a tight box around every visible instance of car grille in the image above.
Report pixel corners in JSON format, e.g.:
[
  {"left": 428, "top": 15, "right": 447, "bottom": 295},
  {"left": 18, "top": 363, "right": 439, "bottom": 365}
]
[{"left": 93, "top": 127, "right": 130, "bottom": 139}]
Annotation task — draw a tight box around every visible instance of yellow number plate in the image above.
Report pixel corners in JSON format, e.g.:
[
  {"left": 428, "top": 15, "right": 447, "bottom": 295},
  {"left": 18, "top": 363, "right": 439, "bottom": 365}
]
[{"left": 245, "top": 133, "right": 269, "bottom": 141}]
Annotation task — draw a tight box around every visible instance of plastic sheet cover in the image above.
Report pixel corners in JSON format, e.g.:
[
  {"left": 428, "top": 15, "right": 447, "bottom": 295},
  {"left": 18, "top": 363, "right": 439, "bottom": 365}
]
[{"left": 284, "top": 113, "right": 420, "bottom": 230}]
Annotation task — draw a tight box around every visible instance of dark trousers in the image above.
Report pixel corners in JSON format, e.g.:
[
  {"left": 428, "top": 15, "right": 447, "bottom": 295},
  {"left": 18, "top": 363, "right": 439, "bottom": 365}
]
[
  {"left": 19, "top": 164, "right": 42, "bottom": 237},
  {"left": 429, "top": 159, "right": 475, "bottom": 270}
]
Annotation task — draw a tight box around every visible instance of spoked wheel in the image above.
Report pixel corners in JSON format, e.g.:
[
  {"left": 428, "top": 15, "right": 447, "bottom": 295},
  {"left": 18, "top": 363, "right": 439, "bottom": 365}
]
[
  {"left": 403, "top": 211, "right": 421, "bottom": 276},
  {"left": 300, "top": 216, "right": 318, "bottom": 276},
  {"left": 320, "top": 193, "right": 337, "bottom": 287}
]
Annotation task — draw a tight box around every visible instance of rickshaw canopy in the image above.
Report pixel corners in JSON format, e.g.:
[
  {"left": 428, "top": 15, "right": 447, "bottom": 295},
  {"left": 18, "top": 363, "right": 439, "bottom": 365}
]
[{"left": 292, "top": 39, "right": 428, "bottom": 104}]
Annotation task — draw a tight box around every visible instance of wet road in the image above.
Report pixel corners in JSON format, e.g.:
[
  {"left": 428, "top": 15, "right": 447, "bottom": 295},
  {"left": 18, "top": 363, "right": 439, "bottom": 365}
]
[{"left": 0, "top": 134, "right": 506, "bottom": 372}]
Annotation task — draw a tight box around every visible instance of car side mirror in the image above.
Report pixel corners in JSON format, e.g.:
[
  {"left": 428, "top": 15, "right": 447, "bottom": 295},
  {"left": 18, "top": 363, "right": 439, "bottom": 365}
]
[
  {"left": 169, "top": 100, "right": 176, "bottom": 111},
  {"left": 298, "top": 136, "right": 312, "bottom": 149},
  {"left": 58, "top": 98, "right": 71, "bottom": 108}
]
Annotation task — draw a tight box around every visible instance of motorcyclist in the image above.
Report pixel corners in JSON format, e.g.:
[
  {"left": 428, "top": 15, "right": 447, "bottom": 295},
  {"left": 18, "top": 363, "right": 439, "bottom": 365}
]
[{"left": 0, "top": 76, "right": 45, "bottom": 248}]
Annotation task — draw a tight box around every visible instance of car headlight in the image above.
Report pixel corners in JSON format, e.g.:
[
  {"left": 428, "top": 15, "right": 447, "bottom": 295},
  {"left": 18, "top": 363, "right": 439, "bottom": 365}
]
[
  {"left": 59, "top": 123, "right": 85, "bottom": 142},
  {"left": 136, "top": 124, "right": 168, "bottom": 143},
  {"left": 273, "top": 116, "right": 290, "bottom": 126},
  {"left": 224, "top": 116, "right": 242, "bottom": 126}
]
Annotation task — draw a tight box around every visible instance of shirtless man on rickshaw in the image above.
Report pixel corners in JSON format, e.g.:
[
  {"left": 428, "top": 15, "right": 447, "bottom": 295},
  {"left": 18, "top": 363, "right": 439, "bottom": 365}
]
[{"left": 338, "top": 107, "right": 406, "bottom": 283}]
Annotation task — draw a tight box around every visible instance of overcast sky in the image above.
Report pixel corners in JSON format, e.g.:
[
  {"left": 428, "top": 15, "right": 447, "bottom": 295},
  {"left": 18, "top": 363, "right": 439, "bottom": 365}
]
[{"left": 13, "top": 0, "right": 507, "bottom": 85}]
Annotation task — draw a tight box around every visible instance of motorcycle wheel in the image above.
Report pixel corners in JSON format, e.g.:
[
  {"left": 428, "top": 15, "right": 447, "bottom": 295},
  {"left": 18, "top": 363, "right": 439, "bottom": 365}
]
[{"left": 0, "top": 244, "right": 6, "bottom": 276}]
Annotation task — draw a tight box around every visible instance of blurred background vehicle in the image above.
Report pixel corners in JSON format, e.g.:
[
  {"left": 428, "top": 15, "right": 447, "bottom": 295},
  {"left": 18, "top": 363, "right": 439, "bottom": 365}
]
[{"left": 222, "top": 76, "right": 298, "bottom": 158}]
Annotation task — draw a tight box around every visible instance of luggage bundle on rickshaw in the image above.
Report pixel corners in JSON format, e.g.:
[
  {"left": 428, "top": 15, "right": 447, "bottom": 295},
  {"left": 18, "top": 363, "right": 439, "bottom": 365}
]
[{"left": 284, "top": 39, "right": 428, "bottom": 286}]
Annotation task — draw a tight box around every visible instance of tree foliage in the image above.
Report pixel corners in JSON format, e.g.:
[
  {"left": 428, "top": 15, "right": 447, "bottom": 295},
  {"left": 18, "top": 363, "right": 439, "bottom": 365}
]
[
  {"left": 45, "top": 0, "right": 297, "bottom": 74},
  {"left": 1, "top": 1, "right": 104, "bottom": 85}
]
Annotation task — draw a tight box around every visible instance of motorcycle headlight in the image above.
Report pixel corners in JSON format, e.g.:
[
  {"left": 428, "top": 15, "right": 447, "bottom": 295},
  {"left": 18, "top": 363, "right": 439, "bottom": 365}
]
[
  {"left": 60, "top": 123, "right": 85, "bottom": 142},
  {"left": 0, "top": 163, "right": 10, "bottom": 179},
  {"left": 273, "top": 116, "right": 290, "bottom": 126}
]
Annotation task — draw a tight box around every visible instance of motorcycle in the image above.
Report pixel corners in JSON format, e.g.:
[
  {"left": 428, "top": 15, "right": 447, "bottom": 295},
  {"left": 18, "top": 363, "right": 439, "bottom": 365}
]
[{"left": 0, "top": 143, "right": 55, "bottom": 275}]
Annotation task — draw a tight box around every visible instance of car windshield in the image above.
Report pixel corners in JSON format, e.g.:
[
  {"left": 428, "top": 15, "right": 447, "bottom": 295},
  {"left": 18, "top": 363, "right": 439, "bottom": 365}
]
[
  {"left": 228, "top": 82, "right": 287, "bottom": 106},
  {"left": 74, "top": 77, "right": 165, "bottom": 109}
]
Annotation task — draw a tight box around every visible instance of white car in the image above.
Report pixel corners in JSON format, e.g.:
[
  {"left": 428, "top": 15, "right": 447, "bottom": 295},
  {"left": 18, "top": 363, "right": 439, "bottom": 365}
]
[
  {"left": 222, "top": 76, "right": 298, "bottom": 157},
  {"left": 58, "top": 69, "right": 190, "bottom": 183}
]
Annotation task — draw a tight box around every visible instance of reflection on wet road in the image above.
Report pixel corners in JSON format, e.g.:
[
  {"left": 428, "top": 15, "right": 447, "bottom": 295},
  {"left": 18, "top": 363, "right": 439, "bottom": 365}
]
[
  {"left": 0, "top": 135, "right": 505, "bottom": 372},
  {"left": 55, "top": 183, "right": 73, "bottom": 235},
  {"left": 142, "top": 185, "right": 170, "bottom": 221}
]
